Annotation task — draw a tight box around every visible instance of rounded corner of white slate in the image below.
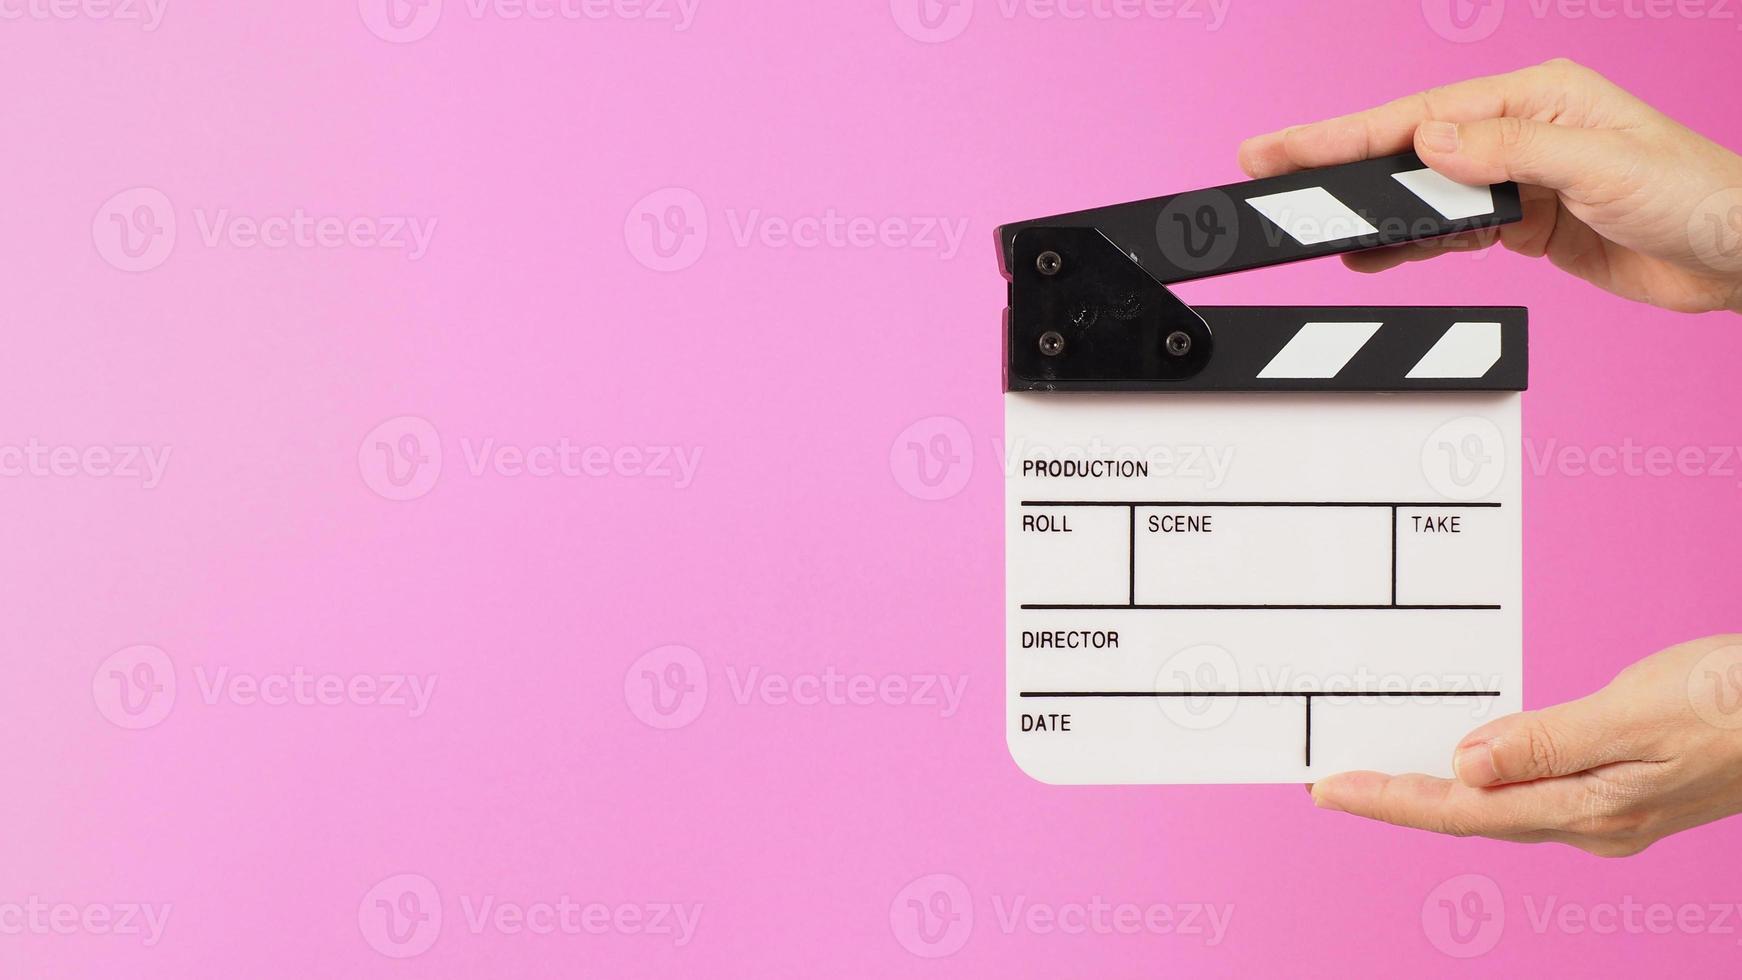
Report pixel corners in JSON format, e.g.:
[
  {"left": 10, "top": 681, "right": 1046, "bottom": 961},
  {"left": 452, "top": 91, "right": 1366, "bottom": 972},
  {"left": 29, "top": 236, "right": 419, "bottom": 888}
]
[{"left": 1006, "top": 732, "right": 1072, "bottom": 786}]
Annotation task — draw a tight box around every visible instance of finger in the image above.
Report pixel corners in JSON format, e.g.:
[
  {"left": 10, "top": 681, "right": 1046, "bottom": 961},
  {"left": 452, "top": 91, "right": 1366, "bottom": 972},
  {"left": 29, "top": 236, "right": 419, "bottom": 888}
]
[
  {"left": 1413, "top": 116, "right": 1638, "bottom": 195},
  {"left": 1312, "top": 770, "right": 1583, "bottom": 839},
  {"left": 1342, "top": 246, "right": 1415, "bottom": 274},
  {"left": 1451, "top": 688, "right": 1640, "bottom": 788},
  {"left": 1238, "top": 60, "right": 1581, "bottom": 178},
  {"left": 1341, "top": 230, "right": 1500, "bottom": 274}
]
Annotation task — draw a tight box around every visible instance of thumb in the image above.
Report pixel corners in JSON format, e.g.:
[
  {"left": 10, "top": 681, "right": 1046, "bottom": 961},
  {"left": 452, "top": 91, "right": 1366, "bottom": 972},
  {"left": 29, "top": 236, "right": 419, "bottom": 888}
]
[
  {"left": 1451, "top": 691, "right": 1630, "bottom": 787},
  {"left": 1414, "top": 117, "right": 1628, "bottom": 194}
]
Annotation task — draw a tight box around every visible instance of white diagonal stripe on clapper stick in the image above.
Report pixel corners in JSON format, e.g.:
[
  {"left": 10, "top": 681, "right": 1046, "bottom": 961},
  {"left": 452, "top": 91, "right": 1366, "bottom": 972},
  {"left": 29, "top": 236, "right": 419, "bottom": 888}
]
[
  {"left": 1407, "top": 321, "right": 1504, "bottom": 378},
  {"left": 1256, "top": 322, "right": 1384, "bottom": 379}
]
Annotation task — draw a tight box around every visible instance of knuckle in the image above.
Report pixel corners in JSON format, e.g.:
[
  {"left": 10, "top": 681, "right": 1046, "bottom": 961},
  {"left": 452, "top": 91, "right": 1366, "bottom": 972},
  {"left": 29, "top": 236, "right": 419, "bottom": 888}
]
[
  {"left": 1494, "top": 115, "right": 1534, "bottom": 153},
  {"left": 1502, "top": 721, "right": 1562, "bottom": 779},
  {"left": 1435, "top": 813, "right": 1483, "bottom": 838},
  {"left": 1609, "top": 657, "right": 1652, "bottom": 687},
  {"left": 1537, "top": 57, "right": 1595, "bottom": 86},
  {"left": 1571, "top": 807, "right": 1648, "bottom": 839},
  {"left": 1417, "top": 87, "right": 1451, "bottom": 119},
  {"left": 1584, "top": 836, "right": 1652, "bottom": 859},
  {"left": 1566, "top": 774, "right": 1654, "bottom": 837},
  {"left": 1437, "top": 799, "right": 1511, "bottom": 839},
  {"left": 1278, "top": 124, "right": 1312, "bottom": 158}
]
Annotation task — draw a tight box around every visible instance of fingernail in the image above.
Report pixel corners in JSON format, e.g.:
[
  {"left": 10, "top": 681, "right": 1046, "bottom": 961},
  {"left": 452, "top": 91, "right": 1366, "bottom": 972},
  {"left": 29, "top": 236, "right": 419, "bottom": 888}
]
[
  {"left": 1420, "top": 120, "right": 1460, "bottom": 154},
  {"left": 1310, "top": 786, "right": 1343, "bottom": 812},
  {"left": 1453, "top": 741, "right": 1499, "bottom": 787}
]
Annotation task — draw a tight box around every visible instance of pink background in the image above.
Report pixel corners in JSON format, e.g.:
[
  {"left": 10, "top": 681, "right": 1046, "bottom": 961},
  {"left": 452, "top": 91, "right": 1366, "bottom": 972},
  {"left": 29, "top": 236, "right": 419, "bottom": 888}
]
[{"left": 4, "top": 0, "right": 1741, "bottom": 976}]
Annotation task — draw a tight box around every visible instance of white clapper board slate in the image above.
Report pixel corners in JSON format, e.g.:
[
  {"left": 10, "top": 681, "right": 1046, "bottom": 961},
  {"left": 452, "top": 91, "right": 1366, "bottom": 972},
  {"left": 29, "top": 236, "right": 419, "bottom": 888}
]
[{"left": 998, "top": 154, "right": 1527, "bottom": 784}]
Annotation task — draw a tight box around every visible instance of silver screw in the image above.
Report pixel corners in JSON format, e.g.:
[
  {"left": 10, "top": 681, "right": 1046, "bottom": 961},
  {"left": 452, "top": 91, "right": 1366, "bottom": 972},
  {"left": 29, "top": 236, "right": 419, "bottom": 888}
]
[
  {"left": 1036, "top": 251, "right": 1062, "bottom": 276},
  {"left": 1165, "top": 331, "right": 1192, "bottom": 356},
  {"left": 1039, "top": 331, "right": 1065, "bottom": 356}
]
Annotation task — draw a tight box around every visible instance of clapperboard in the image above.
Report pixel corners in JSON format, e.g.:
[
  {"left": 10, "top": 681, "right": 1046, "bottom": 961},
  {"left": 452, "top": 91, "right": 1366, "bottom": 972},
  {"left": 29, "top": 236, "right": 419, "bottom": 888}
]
[{"left": 999, "top": 153, "right": 1526, "bottom": 783}]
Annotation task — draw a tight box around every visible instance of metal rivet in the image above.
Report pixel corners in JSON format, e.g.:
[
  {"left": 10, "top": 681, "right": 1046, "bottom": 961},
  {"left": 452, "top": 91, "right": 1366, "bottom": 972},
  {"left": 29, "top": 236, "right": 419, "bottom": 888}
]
[
  {"left": 1039, "top": 331, "right": 1065, "bottom": 356},
  {"left": 1165, "top": 331, "right": 1192, "bottom": 356},
  {"left": 1036, "top": 251, "right": 1062, "bottom": 276}
]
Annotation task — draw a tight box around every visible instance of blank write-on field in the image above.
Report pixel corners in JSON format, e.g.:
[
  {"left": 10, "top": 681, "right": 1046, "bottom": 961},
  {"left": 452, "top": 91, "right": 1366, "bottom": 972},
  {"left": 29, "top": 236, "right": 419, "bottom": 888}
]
[
  {"left": 1016, "top": 501, "right": 1506, "bottom": 609},
  {"left": 998, "top": 153, "right": 1526, "bottom": 784}
]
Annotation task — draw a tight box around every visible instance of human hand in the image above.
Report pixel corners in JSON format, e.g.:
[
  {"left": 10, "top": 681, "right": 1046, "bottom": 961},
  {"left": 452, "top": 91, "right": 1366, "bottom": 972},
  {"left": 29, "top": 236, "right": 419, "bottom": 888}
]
[
  {"left": 1239, "top": 58, "right": 1742, "bottom": 315},
  {"left": 1310, "top": 635, "right": 1742, "bottom": 857}
]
